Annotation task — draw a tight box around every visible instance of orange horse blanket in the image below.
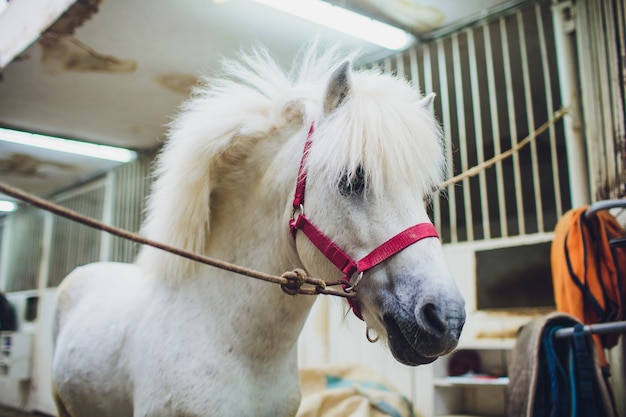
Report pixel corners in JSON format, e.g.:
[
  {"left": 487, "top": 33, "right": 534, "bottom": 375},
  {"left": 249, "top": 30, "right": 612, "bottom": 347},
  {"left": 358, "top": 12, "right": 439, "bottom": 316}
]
[{"left": 551, "top": 207, "right": 626, "bottom": 366}]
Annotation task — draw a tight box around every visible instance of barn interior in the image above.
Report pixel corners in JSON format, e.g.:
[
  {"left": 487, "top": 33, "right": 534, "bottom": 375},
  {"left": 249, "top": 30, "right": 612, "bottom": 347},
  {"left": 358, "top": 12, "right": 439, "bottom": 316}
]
[{"left": 0, "top": 0, "right": 625, "bottom": 416}]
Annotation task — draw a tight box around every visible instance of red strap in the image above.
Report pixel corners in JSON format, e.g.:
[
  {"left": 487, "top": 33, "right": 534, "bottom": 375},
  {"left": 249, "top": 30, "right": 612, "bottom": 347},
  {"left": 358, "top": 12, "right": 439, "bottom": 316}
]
[
  {"left": 344, "top": 285, "right": 364, "bottom": 320},
  {"left": 292, "top": 213, "right": 439, "bottom": 321},
  {"left": 291, "top": 214, "right": 358, "bottom": 276},
  {"left": 292, "top": 216, "right": 439, "bottom": 278},
  {"left": 292, "top": 124, "right": 315, "bottom": 211},
  {"left": 356, "top": 223, "right": 439, "bottom": 272}
]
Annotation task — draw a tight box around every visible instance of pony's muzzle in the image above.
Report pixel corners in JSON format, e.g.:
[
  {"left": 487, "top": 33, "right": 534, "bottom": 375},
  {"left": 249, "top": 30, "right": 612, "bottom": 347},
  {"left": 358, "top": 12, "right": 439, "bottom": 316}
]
[{"left": 381, "top": 295, "right": 465, "bottom": 366}]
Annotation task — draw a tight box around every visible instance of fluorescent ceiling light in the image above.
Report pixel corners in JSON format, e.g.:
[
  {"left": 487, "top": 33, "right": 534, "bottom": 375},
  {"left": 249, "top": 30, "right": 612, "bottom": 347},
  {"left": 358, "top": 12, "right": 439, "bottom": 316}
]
[
  {"left": 253, "top": 0, "right": 414, "bottom": 51},
  {"left": 0, "top": 200, "right": 17, "bottom": 213},
  {"left": 0, "top": 128, "right": 137, "bottom": 163}
]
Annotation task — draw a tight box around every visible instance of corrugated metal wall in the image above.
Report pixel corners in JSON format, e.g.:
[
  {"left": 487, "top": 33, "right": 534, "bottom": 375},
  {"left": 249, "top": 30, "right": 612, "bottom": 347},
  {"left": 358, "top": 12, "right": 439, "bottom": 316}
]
[
  {"left": 576, "top": 0, "right": 626, "bottom": 412},
  {"left": 577, "top": 0, "right": 626, "bottom": 200},
  {"left": 108, "top": 155, "right": 153, "bottom": 263},
  {"left": 46, "top": 183, "right": 106, "bottom": 288}
]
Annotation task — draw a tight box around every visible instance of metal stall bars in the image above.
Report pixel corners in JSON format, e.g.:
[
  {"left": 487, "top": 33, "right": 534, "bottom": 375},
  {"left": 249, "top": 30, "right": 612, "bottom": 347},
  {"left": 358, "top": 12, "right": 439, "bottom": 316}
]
[
  {"left": 379, "top": 1, "right": 574, "bottom": 245},
  {"left": 45, "top": 182, "right": 106, "bottom": 288}
]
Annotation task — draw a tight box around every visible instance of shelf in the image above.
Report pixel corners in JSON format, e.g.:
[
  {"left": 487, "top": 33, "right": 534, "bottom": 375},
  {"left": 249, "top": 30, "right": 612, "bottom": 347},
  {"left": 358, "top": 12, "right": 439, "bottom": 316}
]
[
  {"left": 0, "top": 333, "right": 32, "bottom": 380},
  {"left": 434, "top": 376, "right": 509, "bottom": 387},
  {"left": 457, "top": 338, "right": 516, "bottom": 350},
  {"left": 434, "top": 346, "right": 510, "bottom": 416}
]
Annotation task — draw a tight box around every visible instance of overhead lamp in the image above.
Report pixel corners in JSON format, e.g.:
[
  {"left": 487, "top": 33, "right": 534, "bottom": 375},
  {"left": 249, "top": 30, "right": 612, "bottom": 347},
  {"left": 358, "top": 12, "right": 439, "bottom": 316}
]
[
  {"left": 0, "top": 200, "right": 17, "bottom": 213},
  {"left": 0, "top": 128, "right": 137, "bottom": 163},
  {"left": 252, "top": 0, "right": 414, "bottom": 51}
]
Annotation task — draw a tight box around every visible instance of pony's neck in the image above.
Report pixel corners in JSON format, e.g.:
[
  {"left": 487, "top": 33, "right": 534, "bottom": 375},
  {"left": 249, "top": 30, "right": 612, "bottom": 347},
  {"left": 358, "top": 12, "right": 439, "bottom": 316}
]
[
  {"left": 184, "top": 125, "right": 315, "bottom": 356},
  {"left": 205, "top": 125, "right": 305, "bottom": 273}
]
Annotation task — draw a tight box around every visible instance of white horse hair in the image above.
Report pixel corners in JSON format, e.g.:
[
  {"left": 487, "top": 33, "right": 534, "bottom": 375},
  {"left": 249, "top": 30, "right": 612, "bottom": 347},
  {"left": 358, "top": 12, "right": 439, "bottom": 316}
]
[{"left": 52, "top": 43, "right": 465, "bottom": 417}]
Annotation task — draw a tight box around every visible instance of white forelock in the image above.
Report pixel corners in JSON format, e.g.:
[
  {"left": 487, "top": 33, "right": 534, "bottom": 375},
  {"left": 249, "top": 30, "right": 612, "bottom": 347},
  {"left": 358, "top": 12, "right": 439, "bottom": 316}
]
[{"left": 308, "top": 68, "right": 445, "bottom": 201}]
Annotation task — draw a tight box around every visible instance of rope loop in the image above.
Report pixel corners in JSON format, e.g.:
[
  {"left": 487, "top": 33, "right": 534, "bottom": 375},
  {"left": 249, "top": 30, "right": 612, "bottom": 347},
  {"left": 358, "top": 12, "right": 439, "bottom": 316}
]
[{"left": 280, "top": 268, "right": 307, "bottom": 295}]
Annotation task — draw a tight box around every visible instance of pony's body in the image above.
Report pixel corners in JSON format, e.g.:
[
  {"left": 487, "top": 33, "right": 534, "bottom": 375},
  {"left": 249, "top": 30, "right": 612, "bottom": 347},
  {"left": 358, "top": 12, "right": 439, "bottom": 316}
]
[
  {"left": 52, "top": 45, "right": 465, "bottom": 417},
  {"left": 54, "top": 262, "right": 305, "bottom": 416}
]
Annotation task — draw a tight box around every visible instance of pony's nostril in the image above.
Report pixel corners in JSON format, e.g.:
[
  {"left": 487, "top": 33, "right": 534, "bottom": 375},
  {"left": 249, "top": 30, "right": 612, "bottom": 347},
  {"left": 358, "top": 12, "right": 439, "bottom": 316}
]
[{"left": 421, "top": 303, "right": 447, "bottom": 334}]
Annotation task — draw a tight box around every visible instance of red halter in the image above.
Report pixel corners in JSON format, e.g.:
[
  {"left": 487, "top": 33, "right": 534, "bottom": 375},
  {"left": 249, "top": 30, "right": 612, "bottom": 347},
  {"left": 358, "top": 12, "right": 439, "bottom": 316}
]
[{"left": 290, "top": 124, "right": 439, "bottom": 320}]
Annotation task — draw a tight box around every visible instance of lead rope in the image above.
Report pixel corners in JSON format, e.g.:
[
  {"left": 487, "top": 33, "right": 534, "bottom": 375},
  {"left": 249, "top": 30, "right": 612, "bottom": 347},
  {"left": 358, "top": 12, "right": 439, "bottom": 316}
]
[
  {"left": 0, "top": 108, "right": 567, "bottom": 300},
  {"left": 437, "top": 107, "right": 568, "bottom": 189},
  {"left": 0, "top": 180, "right": 352, "bottom": 299}
]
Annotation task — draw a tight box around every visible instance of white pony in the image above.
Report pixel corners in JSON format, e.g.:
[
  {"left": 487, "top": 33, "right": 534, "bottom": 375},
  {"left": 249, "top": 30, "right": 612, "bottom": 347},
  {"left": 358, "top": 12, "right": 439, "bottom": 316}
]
[{"left": 52, "top": 44, "right": 465, "bottom": 417}]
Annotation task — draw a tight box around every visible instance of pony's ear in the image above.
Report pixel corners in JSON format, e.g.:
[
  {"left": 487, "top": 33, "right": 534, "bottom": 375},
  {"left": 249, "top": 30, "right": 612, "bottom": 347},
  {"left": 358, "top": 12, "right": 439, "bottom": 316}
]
[
  {"left": 419, "top": 92, "right": 436, "bottom": 110},
  {"left": 323, "top": 61, "right": 351, "bottom": 115}
]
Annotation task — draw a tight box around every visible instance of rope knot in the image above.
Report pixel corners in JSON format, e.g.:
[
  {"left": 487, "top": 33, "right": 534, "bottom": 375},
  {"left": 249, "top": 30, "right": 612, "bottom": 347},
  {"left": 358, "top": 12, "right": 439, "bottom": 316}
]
[{"left": 281, "top": 268, "right": 307, "bottom": 296}]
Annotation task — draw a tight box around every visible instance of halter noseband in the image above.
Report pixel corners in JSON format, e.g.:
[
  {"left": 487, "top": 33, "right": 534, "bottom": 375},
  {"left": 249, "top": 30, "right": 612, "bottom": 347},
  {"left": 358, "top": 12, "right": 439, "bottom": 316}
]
[{"left": 289, "top": 124, "right": 439, "bottom": 320}]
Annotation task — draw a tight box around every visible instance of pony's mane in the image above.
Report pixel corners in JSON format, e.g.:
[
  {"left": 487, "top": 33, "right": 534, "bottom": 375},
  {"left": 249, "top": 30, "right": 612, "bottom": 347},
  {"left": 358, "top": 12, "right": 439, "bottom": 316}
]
[{"left": 136, "top": 43, "right": 445, "bottom": 280}]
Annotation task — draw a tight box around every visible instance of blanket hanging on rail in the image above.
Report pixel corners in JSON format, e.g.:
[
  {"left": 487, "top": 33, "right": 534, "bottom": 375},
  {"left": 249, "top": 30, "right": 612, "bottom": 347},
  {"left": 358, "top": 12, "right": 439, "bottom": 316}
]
[
  {"left": 550, "top": 206, "right": 626, "bottom": 367},
  {"left": 507, "top": 312, "right": 616, "bottom": 417}
]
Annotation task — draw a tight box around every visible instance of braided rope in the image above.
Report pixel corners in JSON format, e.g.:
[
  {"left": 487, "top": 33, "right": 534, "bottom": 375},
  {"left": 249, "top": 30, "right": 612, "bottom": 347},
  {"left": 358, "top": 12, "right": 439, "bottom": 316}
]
[{"left": 438, "top": 107, "right": 568, "bottom": 189}]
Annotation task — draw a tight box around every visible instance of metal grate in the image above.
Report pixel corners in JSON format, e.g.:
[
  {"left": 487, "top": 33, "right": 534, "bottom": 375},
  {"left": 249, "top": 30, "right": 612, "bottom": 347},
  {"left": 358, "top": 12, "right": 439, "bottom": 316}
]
[
  {"left": 108, "top": 155, "right": 153, "bottom": 263},
  {"left": 378, "top": 2, "right": 572, "bottom": 243},
  {"left": 46, "top": 184, "right": 106, "bottom": 288},
  {"left": 576, "top": 0, "right": 626, "bottom": 200},
  {"left": 2, "top": 207, "right": 44, "bottom": 292}
]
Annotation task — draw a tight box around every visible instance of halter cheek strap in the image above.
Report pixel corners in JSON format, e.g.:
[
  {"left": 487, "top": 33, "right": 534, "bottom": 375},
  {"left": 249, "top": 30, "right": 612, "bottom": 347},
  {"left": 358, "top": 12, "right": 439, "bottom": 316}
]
[{"left": 289, "top": 124, "right": 439, "bottom": 320}]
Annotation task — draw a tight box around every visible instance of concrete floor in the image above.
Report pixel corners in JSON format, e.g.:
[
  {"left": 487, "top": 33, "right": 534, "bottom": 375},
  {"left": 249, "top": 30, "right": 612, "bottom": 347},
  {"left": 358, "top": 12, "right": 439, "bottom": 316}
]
[{"left": 0, "top": 406, "right": 52, "bottom": 417}]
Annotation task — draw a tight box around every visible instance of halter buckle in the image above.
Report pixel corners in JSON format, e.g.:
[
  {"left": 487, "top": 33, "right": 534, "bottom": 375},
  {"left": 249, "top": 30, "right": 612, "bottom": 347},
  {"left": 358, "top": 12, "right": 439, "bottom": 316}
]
[
  {"left": 292, "top": 204, "right": 304, "bottom": 219},
  {"left": 290, "top": 204, "right": 305, "bottom": 238}
]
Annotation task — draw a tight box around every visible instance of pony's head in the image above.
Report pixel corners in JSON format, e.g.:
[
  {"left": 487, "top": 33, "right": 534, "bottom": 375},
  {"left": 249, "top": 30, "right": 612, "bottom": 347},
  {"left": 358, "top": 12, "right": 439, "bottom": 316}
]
[
  {"left": 294, "top": 60, "right": 465, "bottom": 365},
  {"left": 137, "top": 44, "right": 464, "bottom": 365}
]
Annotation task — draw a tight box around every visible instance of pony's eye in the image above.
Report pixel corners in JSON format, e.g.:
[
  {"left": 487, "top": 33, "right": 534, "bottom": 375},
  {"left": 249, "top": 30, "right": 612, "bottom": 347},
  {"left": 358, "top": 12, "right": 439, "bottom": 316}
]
[{"left": 339, "top": 166, "right": 365, "bottom": 197}]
